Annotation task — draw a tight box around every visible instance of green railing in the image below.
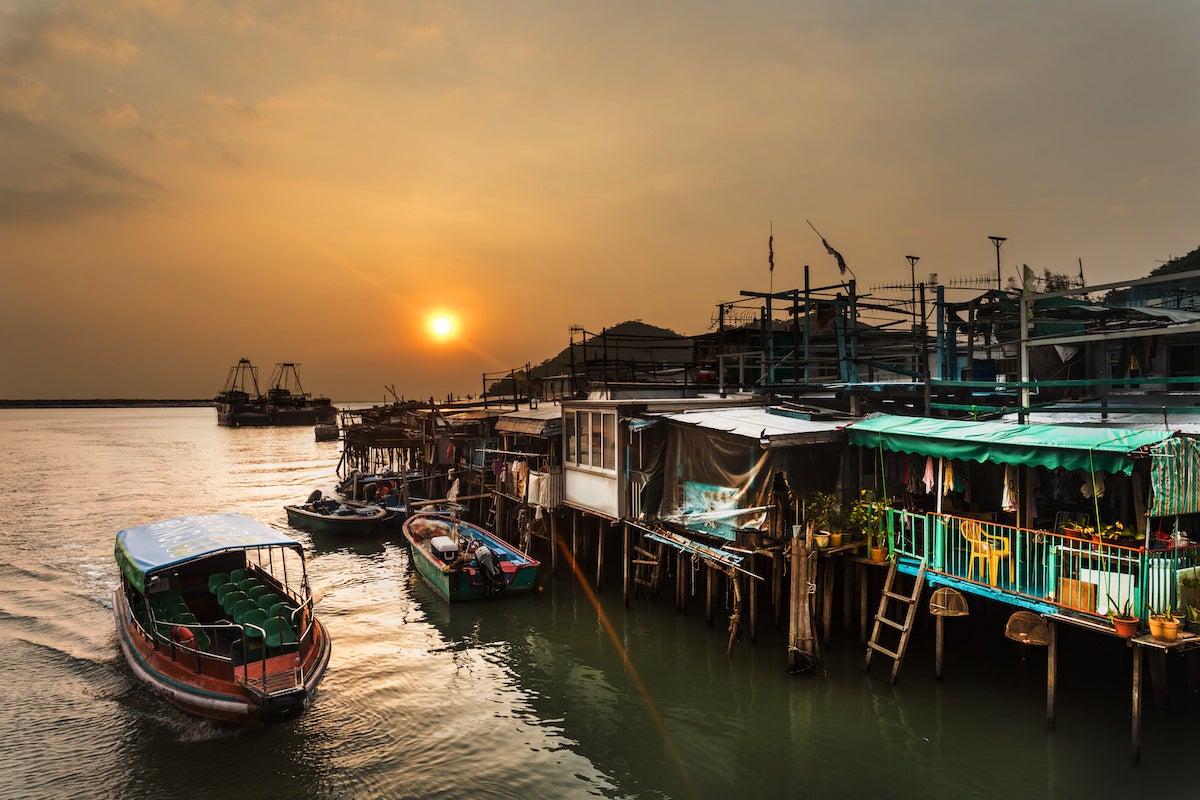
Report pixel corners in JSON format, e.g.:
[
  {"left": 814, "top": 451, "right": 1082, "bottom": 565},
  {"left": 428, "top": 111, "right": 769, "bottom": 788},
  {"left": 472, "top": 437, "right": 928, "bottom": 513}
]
[{"left": 885, "top": 507, "right": 1200, "bottom": 623}]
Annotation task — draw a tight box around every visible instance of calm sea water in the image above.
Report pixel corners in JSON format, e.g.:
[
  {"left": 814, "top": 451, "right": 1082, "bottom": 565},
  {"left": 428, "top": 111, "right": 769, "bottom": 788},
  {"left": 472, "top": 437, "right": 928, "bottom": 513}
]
[{"left": 0, "top": 407, "right": 1195, "bottom": 800}]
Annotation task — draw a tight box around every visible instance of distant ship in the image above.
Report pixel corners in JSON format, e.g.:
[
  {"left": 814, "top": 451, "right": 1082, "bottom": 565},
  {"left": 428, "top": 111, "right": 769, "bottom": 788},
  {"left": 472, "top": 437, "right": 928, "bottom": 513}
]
[{"left": 215, "top": 359, "right": 338, "bottom": 427}]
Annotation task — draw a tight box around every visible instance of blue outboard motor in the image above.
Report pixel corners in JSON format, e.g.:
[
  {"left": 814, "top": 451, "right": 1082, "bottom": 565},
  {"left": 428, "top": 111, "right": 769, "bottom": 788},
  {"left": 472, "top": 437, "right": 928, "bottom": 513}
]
[{"left": 474, "top": 545, "right": 505, "bottom": 591}]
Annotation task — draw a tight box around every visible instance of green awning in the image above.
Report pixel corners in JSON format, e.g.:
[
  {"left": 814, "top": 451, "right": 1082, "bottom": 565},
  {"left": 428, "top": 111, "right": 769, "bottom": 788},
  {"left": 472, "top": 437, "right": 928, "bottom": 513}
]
[{"left": 845, "top": 414, "right": 1172, "bottom": 475}]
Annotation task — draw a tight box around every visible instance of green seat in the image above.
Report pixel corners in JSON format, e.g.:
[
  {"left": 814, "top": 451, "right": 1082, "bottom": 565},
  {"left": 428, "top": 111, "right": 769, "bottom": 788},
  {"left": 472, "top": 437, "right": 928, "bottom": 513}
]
[
  {"left": 215, "top": 582, "right": 239, "bottom": 605},
  {"left": 162, "top": 602, "right": 191, "bottom": 621},
  {"left": 231, "top": 598, "right": 259, "bottom": 623},
  {"left": 261, "top": 616, "right": 298, "bottom": 652},
  {"left": 247, "top": 585, "right": 272, "bottom": 602},
  {"left": 191, "top": 627, "right": 212, "bottom": 651},
  {"left": 150, "top": 593, "right": 183, "bottom": 613},
  {"left": 266, "top": 601, "right": 293, "bottom": 621},
  {"left": 256, "top": 593, "right": 282, "bottom": 611},
  {"left": 242, "top": 609, "right": 268, "bottom": 644},
  {"left": 237, "top": 577, "right": 261, "bottom": 593},
  {"left": 222, "top": 590, "right": 248, "bottom": 616},
  {"left": 229, "top": 568, "right": 250, "bottom": 583},
  {"left": 208, "top": 572, "right": 229, "bottom": 594}
]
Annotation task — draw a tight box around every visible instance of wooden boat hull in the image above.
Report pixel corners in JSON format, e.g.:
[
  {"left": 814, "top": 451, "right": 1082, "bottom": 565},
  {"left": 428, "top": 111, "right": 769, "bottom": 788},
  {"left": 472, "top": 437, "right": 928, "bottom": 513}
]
[
  {"left": 402, "top": 513, "right": 540, "bottom": 602},
  {"left": 285, "top": 503, "right": 389, "bottom": 536},
  {"left": 113, "top": 589, "right": 331, "bottom": 724}
]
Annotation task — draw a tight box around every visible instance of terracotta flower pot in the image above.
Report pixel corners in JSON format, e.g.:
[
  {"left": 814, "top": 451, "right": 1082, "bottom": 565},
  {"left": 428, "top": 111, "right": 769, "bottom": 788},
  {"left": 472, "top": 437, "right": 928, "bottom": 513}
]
[
  {"left": 1111, "top": 615, "right": 1139, "bottom": 638},
  {"left": 829, "top": 532, "right": 843, "bottom": 547},
  {"left": 1149, "top": 615, "right": 1181, "bottom": 643},
  {"left": 870, "top": 545, "right": 887, "bottom": 563}
]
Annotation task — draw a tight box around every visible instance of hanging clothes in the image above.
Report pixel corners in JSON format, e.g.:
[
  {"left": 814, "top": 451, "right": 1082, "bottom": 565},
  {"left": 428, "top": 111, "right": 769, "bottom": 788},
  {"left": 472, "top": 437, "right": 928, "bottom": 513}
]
[
  {"left": 942, "top": 460, "right": 955, "bottom": 496},
  {"left": 923, "top": 456, "right": 935, "bottom": 494},
  {"left": 1002, "top": 464, "right": 1019, "bottom": 512}
]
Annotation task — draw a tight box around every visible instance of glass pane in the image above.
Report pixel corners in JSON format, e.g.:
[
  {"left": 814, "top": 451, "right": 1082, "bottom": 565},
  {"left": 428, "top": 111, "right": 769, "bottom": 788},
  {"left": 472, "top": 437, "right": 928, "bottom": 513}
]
[
  {"left": 565, "top": 411, "right": 576, "bottom": 463},
  {"left": 590, "top": 411, "right": 604, "bottom": 468},
  {"left": 602, "top": 413, "right": 616, "bottom": 470}
]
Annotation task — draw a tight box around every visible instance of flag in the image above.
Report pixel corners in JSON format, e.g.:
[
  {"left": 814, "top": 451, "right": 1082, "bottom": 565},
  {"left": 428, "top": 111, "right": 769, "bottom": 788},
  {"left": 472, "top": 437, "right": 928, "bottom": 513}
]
[
  {"left": 769, "top": 235, "right": 774, "bottom": 272},
  {"left": 822, "top": 237, "right": 848, "bottom": 275}
]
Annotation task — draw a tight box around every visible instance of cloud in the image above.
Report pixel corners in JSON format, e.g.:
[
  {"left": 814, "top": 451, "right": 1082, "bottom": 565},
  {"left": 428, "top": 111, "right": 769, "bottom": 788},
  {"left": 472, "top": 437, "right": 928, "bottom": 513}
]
[
  {"left": 68, "top": 150, "right": 163, "bottom": 191},
  {"left": 0, "top": 184, "right": 146, "bottom": 225}
]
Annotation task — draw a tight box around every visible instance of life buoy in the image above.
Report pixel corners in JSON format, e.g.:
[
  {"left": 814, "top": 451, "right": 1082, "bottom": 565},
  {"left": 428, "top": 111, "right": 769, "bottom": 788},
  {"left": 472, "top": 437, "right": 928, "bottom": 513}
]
[{"left": 171, "top": 625, "right": 194, "bottom": 646}]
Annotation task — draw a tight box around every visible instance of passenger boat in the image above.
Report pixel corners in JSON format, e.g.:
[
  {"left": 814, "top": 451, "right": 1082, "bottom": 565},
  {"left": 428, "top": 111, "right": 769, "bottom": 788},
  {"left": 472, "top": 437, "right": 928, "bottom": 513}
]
[
  {"left": 402, "top": 512, "right": 540, "bottom": 602},
  {"left": 285, "top": 490, "right": 391, "bottom": 536},
  {"left": 112, "top": 513, "right": 332, "bottom": 724}
]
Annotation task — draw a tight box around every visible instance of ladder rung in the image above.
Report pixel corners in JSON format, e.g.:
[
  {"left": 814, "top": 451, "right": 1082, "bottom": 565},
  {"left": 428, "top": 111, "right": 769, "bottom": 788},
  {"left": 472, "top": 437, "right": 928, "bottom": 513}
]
[
  {"left": 876, "top": 616, "right": 904, "bottom": 630},
  {"left": 867, "top": 641, "right": 899, "bottom": 659},
  {"left": 632, "top": 559, "right": 658, "bottom": 566},
  {"left": 883, "top": 590, "right": 911, "bottom": 601}
]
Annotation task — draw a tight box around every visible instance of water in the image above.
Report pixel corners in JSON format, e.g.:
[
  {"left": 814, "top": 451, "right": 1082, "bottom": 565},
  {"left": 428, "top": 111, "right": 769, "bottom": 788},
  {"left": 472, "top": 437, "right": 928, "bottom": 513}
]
[{"left": 0, "top": 408, "right": 1195, "bottom": 799}]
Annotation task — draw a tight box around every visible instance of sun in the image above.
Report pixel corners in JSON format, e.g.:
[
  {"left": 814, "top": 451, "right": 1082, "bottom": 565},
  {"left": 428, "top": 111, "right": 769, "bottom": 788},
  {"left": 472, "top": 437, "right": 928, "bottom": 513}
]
[{"left": 427, "top": 313, "right": 458, "bottom": 341}]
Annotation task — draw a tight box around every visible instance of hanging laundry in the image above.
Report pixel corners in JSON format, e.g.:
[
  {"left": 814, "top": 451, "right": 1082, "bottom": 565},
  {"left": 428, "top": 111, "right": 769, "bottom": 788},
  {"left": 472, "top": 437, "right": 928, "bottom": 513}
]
[
  {"left": 1002, "top": 464, "right": 1019, "bottom": 512},
  {"left": 923, "top": 456, "right": 935, "bottom": 494},
  {"left": 942, "top": 460, "right": 955, "bottom": 496}
]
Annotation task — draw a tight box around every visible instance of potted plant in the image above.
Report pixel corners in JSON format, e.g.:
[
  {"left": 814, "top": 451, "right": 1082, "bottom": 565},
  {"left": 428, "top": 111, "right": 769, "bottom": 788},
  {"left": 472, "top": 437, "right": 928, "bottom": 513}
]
[
  {"left": 1148, "top": 605, "right": 1181, "bottom": 643},
  {"left": 849, "top": 490, "right": 889, "bottom": 562},
  {"left": 1185, "top": 605, "right": 1200, "bottom": 634},
  {"left": 1107, "top": 595, "right": 1138, "bottom": 638},
  {"left": 803, "top": 491, "right": 838, "bottom": 547}
]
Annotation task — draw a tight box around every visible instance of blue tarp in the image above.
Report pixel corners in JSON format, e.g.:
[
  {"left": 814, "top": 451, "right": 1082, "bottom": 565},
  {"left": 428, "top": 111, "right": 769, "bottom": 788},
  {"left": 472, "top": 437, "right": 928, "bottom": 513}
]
[{"left": 115, "top": 513, "right": 300, "bottom": 592}]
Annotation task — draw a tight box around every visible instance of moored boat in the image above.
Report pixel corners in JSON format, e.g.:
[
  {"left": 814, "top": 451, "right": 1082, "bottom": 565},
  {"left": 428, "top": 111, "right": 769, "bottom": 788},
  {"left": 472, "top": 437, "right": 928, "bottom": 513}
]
[
  {"left": 113, "top": 513, "right": 332, "bottom": 724},
  {"left": 285, "top": 490, "right": 391, "bottom": 536},
  {"left": 402, "top": 512, "right": 540, "bottom": 602},
  {"left": 215, "top": 359, "right": 338, "bottom": 427}
]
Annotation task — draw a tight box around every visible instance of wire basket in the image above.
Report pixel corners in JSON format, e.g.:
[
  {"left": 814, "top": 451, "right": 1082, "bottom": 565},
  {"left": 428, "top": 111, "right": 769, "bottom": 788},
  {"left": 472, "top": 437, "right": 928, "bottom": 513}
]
[
  {"left": 1004, "top": 611, "right": 1050, "bottom": 646},
  {"left": 929, "top": 587, "right": 969, "bottom": 617}
]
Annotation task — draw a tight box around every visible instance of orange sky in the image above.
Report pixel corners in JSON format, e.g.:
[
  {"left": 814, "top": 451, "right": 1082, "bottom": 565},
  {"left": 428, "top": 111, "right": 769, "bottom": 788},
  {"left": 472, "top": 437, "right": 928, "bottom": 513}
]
[{"left": 1, "top": 2, "right": 1197, "bottom": 400}]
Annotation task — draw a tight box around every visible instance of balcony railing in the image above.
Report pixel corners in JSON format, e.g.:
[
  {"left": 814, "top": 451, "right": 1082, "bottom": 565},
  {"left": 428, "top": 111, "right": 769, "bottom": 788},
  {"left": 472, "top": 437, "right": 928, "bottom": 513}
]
[{"left": 885, "top": 508, "right": 1200, "bottom": 623}]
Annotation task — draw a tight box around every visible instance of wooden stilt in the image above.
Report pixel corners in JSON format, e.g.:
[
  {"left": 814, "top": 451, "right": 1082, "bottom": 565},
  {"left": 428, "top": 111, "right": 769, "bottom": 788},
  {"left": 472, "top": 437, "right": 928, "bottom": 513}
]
[
  {"left": 705, "top": 563, "right": 715, "bottom": 626},
  {"left": 1148, "top": 649, "right": 1169, "bottom": 708},
  {"left": 550, "top": 513, "right": 558, "bottom": 577},
  {"left": 676, "top": 551, "right": 686, "bottom": 612},
  {"left": 748, "top": 553, "right": 758, "bottom": 642},
  {"left": 772, "top": 550, "right": 783, "bottom": 628},
  {"left": 787, "top": 536, "right": 818, "bottom": 672},
  {"left": 595, "top": 518, "right": 603, "bottom": 591},
  {"left": 842, "top": 556, "right": 852, "bottom": 633},
  {"left": 859, "top": 562, "right": 869, "bottom": 644},
  {"left": 821, "top": 558, "right": 834, "bottom": 647},
  {"left": 622, "top": 524, "right": 630, "bottom": 606},
  {"left": 1046, "top": 619, "right": 1057, "bottom": 730},
  {"left": 935, "top": 615, "right": 945, "bottom": 680},
  {"left": 1132, "top": 643, "right": 1142, "bottom": 765}
]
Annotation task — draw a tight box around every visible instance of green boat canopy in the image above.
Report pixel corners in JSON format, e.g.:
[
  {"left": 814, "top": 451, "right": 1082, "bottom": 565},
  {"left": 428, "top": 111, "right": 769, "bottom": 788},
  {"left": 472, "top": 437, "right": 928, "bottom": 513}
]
[
  {"left": 115, "top": 513, "right": 301, "bottom": 593},
  {"left": 845, "top": 414, "right": 1172, "bottom": 475}
]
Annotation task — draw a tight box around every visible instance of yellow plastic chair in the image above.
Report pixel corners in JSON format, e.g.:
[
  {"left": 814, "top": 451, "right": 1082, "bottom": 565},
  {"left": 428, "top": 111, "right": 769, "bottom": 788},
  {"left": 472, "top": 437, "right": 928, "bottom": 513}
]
[{"left": 962, "top": 519, "right": 1012, "bottom": 587}]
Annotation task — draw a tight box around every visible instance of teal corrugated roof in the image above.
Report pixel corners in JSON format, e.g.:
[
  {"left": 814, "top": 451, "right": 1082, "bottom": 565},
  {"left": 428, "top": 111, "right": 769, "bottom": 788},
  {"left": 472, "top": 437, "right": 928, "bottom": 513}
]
[{"left": 845, "top": 414, "right": 1171, "bottom": 474}]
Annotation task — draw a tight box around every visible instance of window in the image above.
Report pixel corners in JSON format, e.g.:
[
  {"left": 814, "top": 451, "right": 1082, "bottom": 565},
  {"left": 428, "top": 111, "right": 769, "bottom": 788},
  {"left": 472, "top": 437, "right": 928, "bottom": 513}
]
[{"left": 565, "top": 408, "right": 617, "bottom": 473}]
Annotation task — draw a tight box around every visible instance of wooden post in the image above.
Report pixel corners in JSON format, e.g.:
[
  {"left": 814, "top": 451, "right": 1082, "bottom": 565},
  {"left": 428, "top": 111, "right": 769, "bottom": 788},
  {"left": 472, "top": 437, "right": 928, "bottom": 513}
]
[
  {"left": 859, "top": 561, "right": 870, "bottom": 644},
  {"left": 773, "top": 550, "right": 783, "bottom": 627},
  {"left": 748, "top": 553, "right": 758, "bottom": 642},
  {"left": 935, "top": 615, "right": 945, "bottom": 680},
  {"left": 550, "top": 512, "right": 558, "bottom": 577},
  {"left": 1046, "top": 619, "right": 1057, "bottom": 729},
  {"left": 595, "top": 518, "right": 603, "bottom": 591},
  {"left": 622, "top": 523, "right": 630, "bottom": 606},
  {"left": 787, "top": 535, "right": 818, "bottom": 671},
  {"left": 1132, "top": 643, "right": 1142, "bottom": 765},
  {"left": 705, "top": 563, "right": 715, "bottom": 626},
  {"left": 821, "top": 556, "right": 834, "bottom": 646},
  {"left": 842, "top": 556, "right": 853, "bottom": 633},
  {"left": 1148, "top": 649, "right": 1169, "bottom": 708}
]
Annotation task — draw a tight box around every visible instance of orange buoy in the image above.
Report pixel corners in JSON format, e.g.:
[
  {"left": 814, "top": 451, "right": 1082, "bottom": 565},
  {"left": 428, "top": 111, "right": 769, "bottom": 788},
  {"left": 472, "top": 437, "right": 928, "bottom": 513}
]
[{"left": 171, "top": 625, "right": 194, "bottom": 646}]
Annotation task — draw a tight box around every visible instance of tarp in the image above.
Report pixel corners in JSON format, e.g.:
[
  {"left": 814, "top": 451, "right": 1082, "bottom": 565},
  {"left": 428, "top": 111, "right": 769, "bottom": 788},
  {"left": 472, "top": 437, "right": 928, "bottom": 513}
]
[
  {"left": 115, "top": 513, "right": 301, "bottom": 592},
  {"left": 1149, "top": 437, "right": 1200, "bottom": 516},
  {"left": 494, "top": 406, "right": 563, "bottom": 436},
  {"left": 651, "top": 406, "right": 844, "bottom": 448},
  {"left": 845, "top": 414, "right": 1172, "bottom": 475}
]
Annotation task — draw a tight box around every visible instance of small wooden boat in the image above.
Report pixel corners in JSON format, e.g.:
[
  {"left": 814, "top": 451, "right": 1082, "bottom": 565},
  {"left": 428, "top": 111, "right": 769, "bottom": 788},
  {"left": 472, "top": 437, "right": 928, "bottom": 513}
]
[
  {"left": 285, "top": 490, "right": 390, "bottom": 536},
  {"left": 113, "top": 513, "right": 331, "bottom": 724},
  {"left": 402, "top": 512, "right": 540, "bottom": 602}
]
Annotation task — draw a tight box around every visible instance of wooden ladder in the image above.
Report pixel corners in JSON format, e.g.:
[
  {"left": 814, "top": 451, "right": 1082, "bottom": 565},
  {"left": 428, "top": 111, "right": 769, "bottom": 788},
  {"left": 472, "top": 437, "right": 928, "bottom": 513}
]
[{"left": 864, "top": 558, "right": 927, "bottom": 684}]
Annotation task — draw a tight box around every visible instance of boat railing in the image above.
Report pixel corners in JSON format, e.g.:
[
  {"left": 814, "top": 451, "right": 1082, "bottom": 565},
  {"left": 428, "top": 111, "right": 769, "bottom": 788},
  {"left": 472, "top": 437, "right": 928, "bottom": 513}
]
[{"left": 885, "top": 507, "right": 1200, "bottom": 623}]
